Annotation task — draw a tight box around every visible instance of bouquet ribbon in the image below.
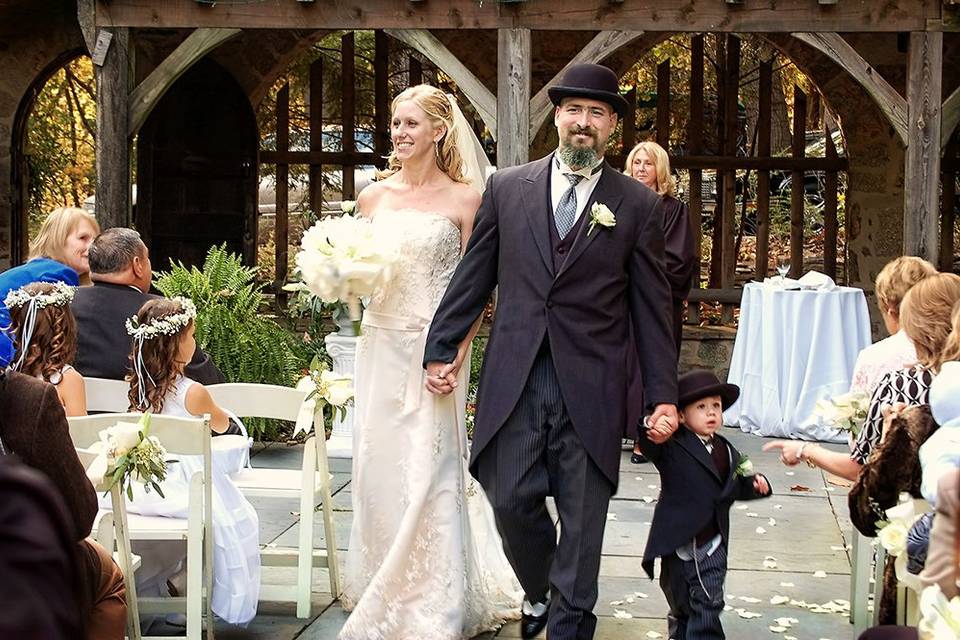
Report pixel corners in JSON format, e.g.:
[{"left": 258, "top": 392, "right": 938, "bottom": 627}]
[{"left": 362, "top": 310, "right": 432, "bottom": 414}]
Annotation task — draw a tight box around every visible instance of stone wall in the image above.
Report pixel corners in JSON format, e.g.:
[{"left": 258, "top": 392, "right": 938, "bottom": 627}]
[{"left": 0, "top": 2, "right": 84, "bottom": 269}]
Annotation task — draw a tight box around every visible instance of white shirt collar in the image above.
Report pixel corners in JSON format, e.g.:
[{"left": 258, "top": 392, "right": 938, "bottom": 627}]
[{"left": 554, "top": 154, "right": 604, "bottom": 180}]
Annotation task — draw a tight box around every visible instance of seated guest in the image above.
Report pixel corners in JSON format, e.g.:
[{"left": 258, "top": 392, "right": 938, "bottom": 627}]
[
  {"left": 71, "top": 228, "right": 224, "bottom": 384},
  {"left": 0, "top": 207, "right": 99, "bottom": 328},
  {"left": 849, "top": 256, "right": 936, "bottom": 395},
  {"left": 0, "top": 355, "right": 126, "bottom": 639},
  {"left": 919, "top": 359, "right": 960, "bottom": 507},
  {"left": 6, "top": 282, "right": 86, "bottom": 416},
  {"left": 765, "top": 272, "right": 960, "bottom": 481},
  {"left": 121, "top": 297, "right": 259, "bottom": 625}
]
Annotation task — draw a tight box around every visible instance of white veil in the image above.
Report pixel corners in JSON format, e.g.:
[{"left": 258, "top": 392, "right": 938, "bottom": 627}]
[{"left": 446, "top": 93, "right": 493, "bottom": 194}]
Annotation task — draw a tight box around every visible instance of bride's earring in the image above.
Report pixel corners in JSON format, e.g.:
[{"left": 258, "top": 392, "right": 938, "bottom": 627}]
[{"left": 434, "top": 139, "right": 440, "bottom": 161}]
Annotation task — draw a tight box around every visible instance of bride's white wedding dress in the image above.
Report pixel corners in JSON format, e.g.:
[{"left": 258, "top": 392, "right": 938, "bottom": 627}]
[{"left": 340, "top": 208, "right": 522, "bottom": 640}]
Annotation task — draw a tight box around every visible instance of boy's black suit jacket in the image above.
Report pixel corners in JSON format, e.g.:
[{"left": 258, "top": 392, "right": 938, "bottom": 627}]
[{"left": 637, "top": 426, "right": 770, "bottom": 579}]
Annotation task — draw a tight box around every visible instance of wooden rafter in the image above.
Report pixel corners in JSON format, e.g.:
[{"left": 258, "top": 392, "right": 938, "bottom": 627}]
[
  {"left": 528, "top": 30, "right": 644, "bottom": 139},
  {"left": 384, "top": 28, "right": 498, "bottom": 139},
  {"left": 128, "top": 27, "right": 241, "bottom": 136},
  {"left": 93, "top": 0, "right": 942, "bottom": 32},
  {"left": 793, "top": 32, "right": 908, "bottom": 146}
]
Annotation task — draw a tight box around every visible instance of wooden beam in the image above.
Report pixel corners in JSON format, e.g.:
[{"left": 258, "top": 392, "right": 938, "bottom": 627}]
[
  {"left": 790, "top": 85, "right": 807, "bottom": 279},
  {"left": 670, "top": 155, "right": 847, "bottom": 171},
  {"left": 688, "top": 34, "right": 704, "bottom": 300},
  {"left": 656, "top": 60, "right": 670, "bottom": 149},
  {"left": 940, "top": 140, "right": 956, "bottom": 273},
  {"left": 823, "top": 111, "right": 839, "bottom": 280},
  {"left": 408, "top": 55, "right": 422, "bottom": 86},
  {"left": 76, "top": 0, "right": 96, "bottom": 54},
  {"left": 754, "top": 59, "right": 772, "bottom": 282},
  {"left": 528, "top": 30, "right": 644, "bottom": 140},
  {"left": 793, "top": 32, "right": 908, "bottom": 146},
  {"left": 720, "top": 35, "right": 740, "bottom": 324},
  {"left": 498, "top": 28, "right": 531, "bottom": 168},
  {"left": 374, "top": 30, "right": 390, "bottom": 163},
  {"left": 95, "top": 27, "right": 131, "bottom": 230},
  {"left": 94, "top": 0, "right": 939, "bottom": 33},
  {"left": 128, "top": 27, "right": 240, "bottom": 137},
  {"left": 308, "top": 56, "right": 323, "bottom": 213},
  {"left": 942, "top": 85, "right": 960, "bottom": 150},
  {"left": 903, "top": 31, "right": 942, "bottom": 263},
  {"left": 275, "top": 82, "right": 290, "bottom": 288},
  {"left": 384, "top": 28, "right": 497, "bottom": 138},
  {"left": 621, "top": 87, "right": 636, "bottom": 153},
  {"left": 262, "top": 150, "right": 379, "bottom": 165},
  {"left": 341, "top": 32, "right": 356, "bottom": 200}
]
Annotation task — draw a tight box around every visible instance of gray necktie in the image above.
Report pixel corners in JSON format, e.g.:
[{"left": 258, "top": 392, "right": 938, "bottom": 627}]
[{"left": 554, "top": 173, "right": 585, "bottom": 239}]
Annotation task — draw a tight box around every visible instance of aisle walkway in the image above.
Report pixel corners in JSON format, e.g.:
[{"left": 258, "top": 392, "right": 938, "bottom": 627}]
[{"left": 177, "top": 428, "right": 859, "bottom": 639}]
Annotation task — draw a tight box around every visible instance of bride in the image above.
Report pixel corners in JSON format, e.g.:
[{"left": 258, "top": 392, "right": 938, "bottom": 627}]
[{"left": 339, "top": 85, "right": 522, "bottom": 639}]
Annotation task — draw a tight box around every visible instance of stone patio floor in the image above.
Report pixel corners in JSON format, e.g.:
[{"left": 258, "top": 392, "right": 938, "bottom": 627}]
[{"left": 153, "top": 427, "right": 863, "bottom": 639}]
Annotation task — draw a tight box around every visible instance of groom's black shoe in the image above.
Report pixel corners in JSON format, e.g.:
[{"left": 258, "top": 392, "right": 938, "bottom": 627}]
[{"left": 520, "top": 597, "right": 550, "bottom": 639}]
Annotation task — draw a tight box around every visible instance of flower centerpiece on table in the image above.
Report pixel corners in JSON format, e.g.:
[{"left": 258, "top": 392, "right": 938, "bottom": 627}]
[
  {"left": 292, "top": 205, "right": 399, "bottom": 334},
  {"left": 294, "top": 356, "right": 355, "bottom": 435},
  {"left": 814, "top": 391, "right": 871, "bottom": 438},
  {"left": 100, "top": 413, "right": 169, "bottom": 500}
]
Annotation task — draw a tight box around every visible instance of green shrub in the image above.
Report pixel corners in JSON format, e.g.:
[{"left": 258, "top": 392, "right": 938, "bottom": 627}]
[{"left": 154, "top": 245, "right": 305, "bottom": 438}]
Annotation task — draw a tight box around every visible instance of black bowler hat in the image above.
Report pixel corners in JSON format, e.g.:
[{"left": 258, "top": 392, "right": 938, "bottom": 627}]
[
  {"left": 547, "top": 63, "right": 630, "bottom": 118},
  {"left": 677, "top": 369, "right": 740, "bottom": 411}
]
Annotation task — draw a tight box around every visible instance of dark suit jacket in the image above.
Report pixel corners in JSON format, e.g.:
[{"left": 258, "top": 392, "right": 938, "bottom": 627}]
[
  {"left": 71, "top": 282, "right": 225, "bottom": 385},
  {"left": 424, "top": 155, "right": 678, "bottom": 487},
  {"left": 637, "top": 427, "right": 770, "bottom": 578}
]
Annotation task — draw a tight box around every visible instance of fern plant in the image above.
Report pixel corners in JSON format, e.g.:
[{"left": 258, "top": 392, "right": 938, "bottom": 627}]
[{"left": 154, "top": 245, "right": 305, "bottom": 438}]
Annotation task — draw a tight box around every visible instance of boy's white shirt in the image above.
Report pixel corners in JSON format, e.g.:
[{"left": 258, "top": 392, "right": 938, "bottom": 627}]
[{"left": 919, "top": 420, "right": 960, "bottom": 506}]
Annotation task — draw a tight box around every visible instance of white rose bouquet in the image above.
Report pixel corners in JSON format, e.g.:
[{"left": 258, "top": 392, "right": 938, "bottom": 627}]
[
  {"left": 100, "top": 413, "right": 169, "bottom": 500},
  {"left": 294, "top": 212, "right": 399, "bottom": 333},
  {"left": 814, "top": 391, "right": 871, "bottom": 437},
  {"left": 876, "top": 496, "right": 925, "bottom": 558}
]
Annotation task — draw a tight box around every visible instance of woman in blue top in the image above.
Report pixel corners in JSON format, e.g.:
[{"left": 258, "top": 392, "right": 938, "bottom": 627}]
[{"left": 0, "top": 207, "right": 99, "bottom": 327}]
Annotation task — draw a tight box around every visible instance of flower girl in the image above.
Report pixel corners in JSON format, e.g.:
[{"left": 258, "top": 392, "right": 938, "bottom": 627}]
[
  {"left": 5, "top": 281, "right": 86, "bottom": 416},
  {"left": 123, "top": 296, "right": 261, "bottom": 625}
]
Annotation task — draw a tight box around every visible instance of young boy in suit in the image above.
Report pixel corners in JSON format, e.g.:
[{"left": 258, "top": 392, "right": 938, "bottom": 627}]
[{"left": 637, "top": 369, "right": 772, "bottom": 639}]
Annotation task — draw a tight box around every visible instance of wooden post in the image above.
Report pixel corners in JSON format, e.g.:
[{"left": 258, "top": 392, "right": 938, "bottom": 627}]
[
  {"left": 374, "top": 30, "right": 390, "bottom": 166},
  {"left": 823, "top": 110, "right": 839, "bottom": 280},
  {"left": 308, "top": 57, "right": 323, "bottom": 213},
  {"left": 622, "top": 87, "right": 637, "bottom": 154},
  {"left": 904, "top": 31, "right": 942, "bottom": 263},
  {"left": 341, "top": 32, "right": 356, "bottom": 200},
  {"left": 95, "top": 27, "right": 131, "bottom": 229},
  {"left": 656, "top": 60, "right": 670, "bottom": 149},
  {"left": 755, "top": 59, "right": 772, "bottom": 282},
  {"left": 687, "top": 34, "right": 704, "bottom": 325},
  {"left": 497, "top": 28, "right": 531, "bottom": 168},
  {"left": 720, "top": 35, "right": 740, "bottom": 323},
  {"left": 941, "top": 139, "right": 956, "bottom": 273},
  {"left": 790, "top": 86, "right": 807, "bottom": 279},
  {"left": 275, "top": 83, "right": 290, "bottom": 289},
  {"left": 408, "top": 55, "right": 422, "bottom": 86}
]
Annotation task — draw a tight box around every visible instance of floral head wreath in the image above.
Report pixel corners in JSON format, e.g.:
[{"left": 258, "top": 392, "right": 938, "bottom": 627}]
[
  {"left": 126, "top": 296, "right": 197, "bottom": 409},
  {"left": 3, "top": 281, "right": 76, "bottom": 372}
]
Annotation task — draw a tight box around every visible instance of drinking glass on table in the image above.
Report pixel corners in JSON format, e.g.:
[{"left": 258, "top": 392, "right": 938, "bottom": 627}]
[{"left": 775, "top": 256, "right": 790, "bottom": 280}]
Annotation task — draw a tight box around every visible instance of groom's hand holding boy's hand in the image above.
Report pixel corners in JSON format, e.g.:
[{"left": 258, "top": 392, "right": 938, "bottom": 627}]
[
  {"left": 753, "top": 474, "right": 771, "bottom": 497},
  {"left": 425, "top": 361, "right": 458, "bottom": 396},
  {"left": 645, "top": 404, "right": 679, "bottom": 444}
]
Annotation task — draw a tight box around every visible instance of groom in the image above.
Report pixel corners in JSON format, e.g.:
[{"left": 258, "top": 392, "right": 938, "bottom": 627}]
[{"left": 424, "top": 63, "right": 678, "bottom": 640}]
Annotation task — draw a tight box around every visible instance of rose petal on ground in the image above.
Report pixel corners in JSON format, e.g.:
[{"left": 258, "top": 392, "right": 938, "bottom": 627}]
[
  {"left": 779, "top": 582, "right": 795, "bottom": 588},
  {"left": 770, "top": 626, "right": 787, "bottom": 633},
  {"left": 747, "top": 512, "right": 759, "bottom": 517},
  {"left": 607, "top": 513, "right": 618, "bottom": 521},
  {"left": 774, "top": 504, "right": 783, "bottom": 510},
  {"left": 625, "top": 596, "right": 635, "bottom": 603},
  {"left": 645, "top": 631, "right": 662, "bottom": 639},
  {"left": 724, "top": 605, "right": 733, "bottom": 611},
  {"left": 774, "top": 617, "right": 795, "bottom": 626},
  {"left": 768, "top": 517, "right": 777, "bottom": 526},
  {"left": 770, "top": 596, "right": 790, "bottom": 605},
  {"left": 739, "top": 596, "right": 761, "bottom": 603},
  {"left": 635, "top": 476, "right": 643, "bottom": 481},
  {"left": 736, "top": 504, "right": 749, "bottom": 510},
  {"left": 785, "top": 471, "right": 795, "bottom": 476},
  {"left": 634, "top": 592, "right": 649, "bottom": 598},
  {"left": 613, "top": 609, "right": 632, "bottom": 619},
  {"left": 763, "top": 559, "right": 778, "bottom": 569},
  {"left": 790, "top": 484, "right": 811, "bottom": 492},
  {"left": 756, "top": 526, "right": 767, "bottom": 534},
  {"left": 648, "top": 484, "right": 658, "bottom": 489},
  {"left": 813, "top": 570, "right": 827, "bottom": 578},
  {"left": 609, "top": 600, "right": 624, "bottom": 606},
  {"left": 642, "top": 496, "right": 654, "bottom": 503},
  {"left": 785, "top": 636, "right": 798, "bottom": 640},
  {"left": 736, "top": 609, "right": 763, "bottom": 619}
]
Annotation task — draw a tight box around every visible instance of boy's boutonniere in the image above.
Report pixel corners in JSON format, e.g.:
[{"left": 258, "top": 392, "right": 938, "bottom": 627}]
[
  {"left": 734, "top": 454, "right": 754, "bottom": 478},
  {"left": 587, "top": 202, "right": 616, "bottom": 236}
]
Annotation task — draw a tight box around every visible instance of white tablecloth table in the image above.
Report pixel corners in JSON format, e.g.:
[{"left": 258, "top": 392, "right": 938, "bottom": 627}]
[{"left": 723, "top": 281, "right": 872, "bottom": 441}]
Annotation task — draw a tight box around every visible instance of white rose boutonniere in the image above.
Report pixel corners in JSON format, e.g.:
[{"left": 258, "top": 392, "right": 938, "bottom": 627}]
[
  {"left": 340, "top": 200, "right": 357, "bottom": 214},
  {"left": 587, "top": 202, "right": 616, "bottom": 236},
  {"left": 734, "top": 454, "right": 754, "bottom": 478}
]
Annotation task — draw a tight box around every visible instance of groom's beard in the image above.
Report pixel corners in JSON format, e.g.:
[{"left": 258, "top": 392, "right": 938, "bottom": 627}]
[{"left": 558, "top": 126, "right": 603, "bottom": 170}]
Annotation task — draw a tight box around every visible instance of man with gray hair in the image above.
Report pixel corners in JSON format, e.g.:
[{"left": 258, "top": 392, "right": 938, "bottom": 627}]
[{"left": 71, "top": 228, "right": 224, "bottom": 384}]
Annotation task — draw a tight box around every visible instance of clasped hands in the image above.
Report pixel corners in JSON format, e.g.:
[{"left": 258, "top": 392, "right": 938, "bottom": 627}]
[{"left": 425, "top": 350, "right": 468, "bottom": 396}]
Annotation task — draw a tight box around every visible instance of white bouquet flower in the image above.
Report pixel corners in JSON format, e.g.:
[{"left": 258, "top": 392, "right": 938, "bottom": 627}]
[
  {"left": 814, "top": 391, "right": 871, "bottom": 437},
  {"left": 877, "top": 495, "right": 925, "bottom": 558},
  {"left": 100, "top": 413, "right": 169, "bottom": 500},
  {"left": 294, "top": 213, "right": 399, "bottom": 331},
  {"left": 294, "top": 356, "right": 355, "bottom": 434}
]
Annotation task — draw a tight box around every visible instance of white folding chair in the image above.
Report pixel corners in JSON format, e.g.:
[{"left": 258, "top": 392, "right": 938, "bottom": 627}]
[
  {"left": 849, "top": 528, "right": 874, "bottom": 636},
  {"left": 69, "top": 413, "right": 214, "bottom": 640},
  {"left": 84, "top": 377, "right": 132, "bottom": 412},
  {"left": 207, "top": 383, "right": 340, "bottom": 617},
  {"left": 75, "top": 447, "right": 143, "bottom": 640}
]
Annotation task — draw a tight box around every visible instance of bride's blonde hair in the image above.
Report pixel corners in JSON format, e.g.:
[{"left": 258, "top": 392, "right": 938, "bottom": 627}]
[{"left": 377, "top": 85, "right": 469, "bottom": 184}]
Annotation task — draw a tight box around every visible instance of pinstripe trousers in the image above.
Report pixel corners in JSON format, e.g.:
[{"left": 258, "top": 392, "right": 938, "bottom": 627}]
[
  {"left": 659, "top": 541, "right": 728, "bottom": 640},
  {"left": 475, "top": 345, "right": 613, "bottom": 640}
]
